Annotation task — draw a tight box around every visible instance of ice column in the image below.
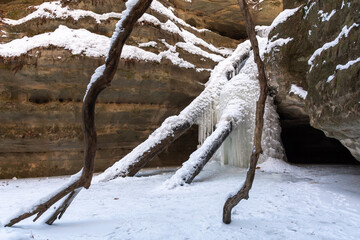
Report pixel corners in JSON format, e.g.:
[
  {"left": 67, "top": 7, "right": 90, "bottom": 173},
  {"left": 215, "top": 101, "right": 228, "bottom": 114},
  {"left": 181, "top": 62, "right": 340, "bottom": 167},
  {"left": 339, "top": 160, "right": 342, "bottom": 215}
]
[
  {"left": 218, "top": 72, "right": 284, "bottom": 168},
  {"left": 197, "top": 100, "right": 218, "bottom": 147},
  {"left": 259, "top": 96, "right": 285, "bottom": 164},
  {"left": 220, "top": 94, "right": 285, "bottom": 167},
  {"left": 219, "top": 73, "right": 258, "bottom": 167}
]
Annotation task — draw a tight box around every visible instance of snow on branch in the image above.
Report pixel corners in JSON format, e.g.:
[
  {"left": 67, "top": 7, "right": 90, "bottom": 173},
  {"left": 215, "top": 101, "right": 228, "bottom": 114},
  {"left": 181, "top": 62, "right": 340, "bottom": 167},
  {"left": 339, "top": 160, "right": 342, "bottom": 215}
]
[
  {"left": 3, "top": 169, "right": 83, "bottom": 225},
  {"left": 93, "top": 40, "right": 252, "bottom": 183},
  {"left": 163, "top": 37, "right": 283, "bottom": 189}
]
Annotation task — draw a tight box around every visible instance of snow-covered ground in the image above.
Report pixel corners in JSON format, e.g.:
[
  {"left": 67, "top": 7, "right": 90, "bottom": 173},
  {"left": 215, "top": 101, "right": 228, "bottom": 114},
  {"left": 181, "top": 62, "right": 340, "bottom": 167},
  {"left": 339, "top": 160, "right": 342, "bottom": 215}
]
[{"left": 1, "top": 161, "right": 360, "bottom": 240}]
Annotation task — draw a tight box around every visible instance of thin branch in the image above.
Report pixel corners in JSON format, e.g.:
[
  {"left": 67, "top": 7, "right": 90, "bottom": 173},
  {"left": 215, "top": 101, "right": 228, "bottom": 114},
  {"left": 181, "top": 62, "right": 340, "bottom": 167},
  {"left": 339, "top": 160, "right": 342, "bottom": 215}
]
[
  {"left": 45, "top": 188, "right": 82, "bottom": 225},
  {"left": 164, "top": 120, "right": 233, "bottom": 189},
  {"left": 4, "top": 0, "right": 153, "bottom": 227},
  {"left": 222, "top": 0, "right": 269, "bottom": 224}
]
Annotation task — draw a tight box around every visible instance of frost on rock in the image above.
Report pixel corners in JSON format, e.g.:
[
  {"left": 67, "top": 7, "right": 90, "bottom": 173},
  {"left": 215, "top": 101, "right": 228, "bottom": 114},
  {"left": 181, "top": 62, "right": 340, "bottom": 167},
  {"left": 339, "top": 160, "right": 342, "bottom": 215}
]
[
  {"left": 289, "top": 84, "right": 308, "bottom": 99},
  {"left": 150, "top": 0, "right": 208, "bottom": 33},
  {"left": 303, "top": 2, "right": 316, "bottom": 19},
  {"left": 308, "top": 23, "right": 359, "bottom": 72},
  {"left": 327, "top": 57, "right": 360, "bottom": 83},
  {"left": 318, "top": 10, "right": 336, "bottom": 22},
  {"left": 264, "top": 37, "right": 293, "bottom": 54},
  {"left": 268, "top": 6, "right": 301, "bottom": 33},
  {"left": 255, "top": 25, "right": 270, "bottom": 38},
  {"left": 1, "top": 0, "right": 231, "bottom": 73},
  {"left": 263, "top": 6, "right": 300, "bottom": 55},
  {"left": 1, "top": 1, "right": 122, "bottom": 25},
  {"left": 138, "top": 41, "right": 157, "bottom": 48},
  {"left": 0, "top": 25, "right": 161, "bottom": 61}
]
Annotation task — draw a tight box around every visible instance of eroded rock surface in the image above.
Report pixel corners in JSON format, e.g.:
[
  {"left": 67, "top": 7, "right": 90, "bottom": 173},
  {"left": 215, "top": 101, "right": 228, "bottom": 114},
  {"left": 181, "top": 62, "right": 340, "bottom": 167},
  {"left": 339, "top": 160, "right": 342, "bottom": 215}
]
[
  {"left": 265, "top": 0, "right": 360, "bottom": 161},
  {"left": 0, "top": 0, "right": 238, "bottom": 178},
  {"left": 168, "top": 0, "right": 283, "bottom": 39}
]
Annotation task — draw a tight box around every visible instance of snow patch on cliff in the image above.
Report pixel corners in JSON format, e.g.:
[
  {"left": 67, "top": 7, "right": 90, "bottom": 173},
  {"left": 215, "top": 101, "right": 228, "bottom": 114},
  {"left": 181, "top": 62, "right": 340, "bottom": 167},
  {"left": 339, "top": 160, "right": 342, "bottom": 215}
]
[
  {"left": 0, "top": 25, "right": 161, "bottom": 61},
  {"left": 327, "top": 57, "right": 360, "bottom": 83},
  {"left": 308, "top": 23, "right": 359, "bottom": 72},
  {"left": 2, "top": 1, "right": 121, "bottom": 25},
  {"left": 289, "top": 84, "right": 308, "bottom": 99},
  {"left": 268, "top": 6, "right": 300, "bottom": 32}
]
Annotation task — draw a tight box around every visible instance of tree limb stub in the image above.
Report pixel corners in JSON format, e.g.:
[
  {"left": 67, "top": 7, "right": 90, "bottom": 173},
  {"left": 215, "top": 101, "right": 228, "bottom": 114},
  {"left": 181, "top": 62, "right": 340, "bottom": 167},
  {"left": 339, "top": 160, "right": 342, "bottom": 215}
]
[
  {"left": 5, "top": 0, "right": 153, "bottom": 227},
  {"left": 222, "top": 0, "right": 269, "bottom": 224}
]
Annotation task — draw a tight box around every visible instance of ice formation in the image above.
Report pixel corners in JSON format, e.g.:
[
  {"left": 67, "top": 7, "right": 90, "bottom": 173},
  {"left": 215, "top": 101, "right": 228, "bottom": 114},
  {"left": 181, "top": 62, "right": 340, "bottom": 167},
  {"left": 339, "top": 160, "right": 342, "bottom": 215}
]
[
  {"left": 205, "top": 37, "right": 284, "bottom": 168},
  {"left": 164, "top": 36, "right": 285, "bottom": 188},
  {"left": 94, "top": 41, "right": 252, "bottom": 183}
]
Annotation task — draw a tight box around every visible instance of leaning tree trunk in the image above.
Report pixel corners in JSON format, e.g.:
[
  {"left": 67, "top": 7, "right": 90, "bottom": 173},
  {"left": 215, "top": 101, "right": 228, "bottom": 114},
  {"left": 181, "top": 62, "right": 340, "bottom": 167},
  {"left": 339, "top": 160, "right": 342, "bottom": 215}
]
[
  {"left": 222, "top": 0, "right": 269, "bottom": 224},
  {"left": 164, "top": 120, "right": 233, "bottom": 189},
  {"left": 95, "top": 40, "right": 252, "bottom": 183},
  {"left": 122, "top": 122, "right": 192, "bottom": 177},
  {"left": 4, "top": 0, "right": 153, "bottom": 227}
]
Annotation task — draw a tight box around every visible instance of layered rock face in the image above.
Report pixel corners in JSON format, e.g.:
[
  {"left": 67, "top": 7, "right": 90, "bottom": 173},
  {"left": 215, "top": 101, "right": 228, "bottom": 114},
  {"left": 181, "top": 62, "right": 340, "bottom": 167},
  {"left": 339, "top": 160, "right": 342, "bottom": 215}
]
[
  {"left": 265, "top": 0, "right": 360, "bottom": 161},
  {"left": 0, "top": 0, "right": 238, "bottom": 178},
  {"left": 168, "top": 0, "right": 283, "bottom": 39}
]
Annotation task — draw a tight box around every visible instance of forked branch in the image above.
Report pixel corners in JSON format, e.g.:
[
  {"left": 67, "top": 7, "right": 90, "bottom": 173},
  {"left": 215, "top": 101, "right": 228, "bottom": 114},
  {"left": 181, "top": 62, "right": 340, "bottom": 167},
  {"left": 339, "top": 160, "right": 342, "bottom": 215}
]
[
  {"left": 5, "top": 0, "right": 153, "bottom": 227},
  {"left": 222, "top": 0, "right": 269, "bottom": 224}
]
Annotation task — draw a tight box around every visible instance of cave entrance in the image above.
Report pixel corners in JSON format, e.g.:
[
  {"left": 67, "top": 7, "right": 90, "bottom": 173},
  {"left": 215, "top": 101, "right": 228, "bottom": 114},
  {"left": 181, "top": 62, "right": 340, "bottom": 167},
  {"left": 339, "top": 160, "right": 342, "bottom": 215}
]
[{"left": 280, "top": 120, "right": 359, "bottom": 164}]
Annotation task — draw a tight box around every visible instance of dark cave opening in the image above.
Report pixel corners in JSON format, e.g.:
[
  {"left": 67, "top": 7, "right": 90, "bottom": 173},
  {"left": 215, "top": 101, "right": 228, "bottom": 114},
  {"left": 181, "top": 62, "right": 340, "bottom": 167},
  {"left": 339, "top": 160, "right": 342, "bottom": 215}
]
[{"left": 280, "top": 120, "right": 359, "bottom": 165}]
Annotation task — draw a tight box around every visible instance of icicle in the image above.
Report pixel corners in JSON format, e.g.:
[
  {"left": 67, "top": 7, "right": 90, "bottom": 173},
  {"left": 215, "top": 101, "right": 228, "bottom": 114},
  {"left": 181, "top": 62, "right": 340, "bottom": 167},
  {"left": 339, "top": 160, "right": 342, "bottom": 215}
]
[
  {"left": 220, "top": 93, "right": 285, "bottom": 167},
  {"left": 197, "top": 100, "right": 218, "bottom": 147},
  {"left": 219, "top": 73, "right": 258, "bottom": 167},
  {"left": 259, "top": 96, "right": 285, "bottom": 163},
  {"left": 216, "top": 37, "right": 285, "bottom": 168},
  {"left": 197, "top": 48, "right": 249, "bottom": 149}
]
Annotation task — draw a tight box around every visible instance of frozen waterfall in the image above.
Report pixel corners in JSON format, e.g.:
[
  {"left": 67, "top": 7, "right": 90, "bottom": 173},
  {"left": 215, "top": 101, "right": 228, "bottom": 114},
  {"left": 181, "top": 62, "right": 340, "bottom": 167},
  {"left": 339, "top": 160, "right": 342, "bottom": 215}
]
[{"left": 198, "top": 37, "right": 285, "bottom": 168}]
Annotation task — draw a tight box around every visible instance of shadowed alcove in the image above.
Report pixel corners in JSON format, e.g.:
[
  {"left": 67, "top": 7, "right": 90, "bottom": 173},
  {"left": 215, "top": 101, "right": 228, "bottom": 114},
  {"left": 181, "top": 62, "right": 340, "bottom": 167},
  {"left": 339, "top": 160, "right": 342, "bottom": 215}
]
[{"left": 280, "top": 120, "right": 359, "bottom": 164}]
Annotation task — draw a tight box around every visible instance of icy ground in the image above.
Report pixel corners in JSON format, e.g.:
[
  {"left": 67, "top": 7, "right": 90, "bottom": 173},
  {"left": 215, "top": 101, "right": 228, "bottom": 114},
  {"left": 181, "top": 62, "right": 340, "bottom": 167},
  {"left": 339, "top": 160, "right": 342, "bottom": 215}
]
[{"left": 1, "top": 161, "right": 360, "bottom": 240}]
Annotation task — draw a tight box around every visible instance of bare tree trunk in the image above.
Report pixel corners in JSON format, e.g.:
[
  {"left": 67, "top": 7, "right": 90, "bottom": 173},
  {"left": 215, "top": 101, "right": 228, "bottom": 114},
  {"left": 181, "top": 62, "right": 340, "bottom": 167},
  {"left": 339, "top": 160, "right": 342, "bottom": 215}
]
[
  {"left": 122, "top": 122, "right": 192, "bottom": 177},
  {"left": 5, "top": 0, "right": 153, "bottom": 227},
  {"left": 165, "top": 119, "right": 233, "bottom": 189},
  {"left": 96, "top": 40, "right": 251, "bottom": 183},
  {"left": 222, "top": 0, "right": 268, "bottom": 224},
  {"left": 184, "top": 121, "right": 233, "bottom": 184}
]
